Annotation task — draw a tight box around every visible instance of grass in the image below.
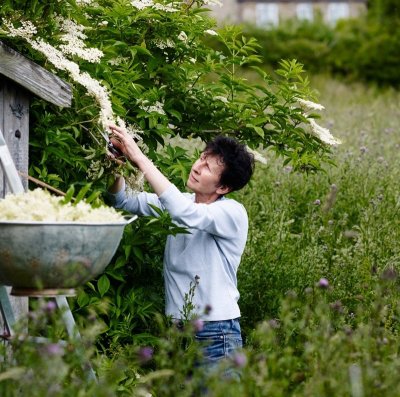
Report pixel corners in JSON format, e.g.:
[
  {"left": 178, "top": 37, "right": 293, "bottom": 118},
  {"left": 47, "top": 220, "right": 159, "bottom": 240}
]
[{"left": 236, "top": 75, "right": 400, "bottom": 336}]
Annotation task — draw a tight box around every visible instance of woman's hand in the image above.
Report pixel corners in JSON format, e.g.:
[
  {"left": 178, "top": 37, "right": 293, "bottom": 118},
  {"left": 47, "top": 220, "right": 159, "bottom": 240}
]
[
  {"left": 107, "top": 124, "right": 171, "bottom": 196},
  {"left": 108, "top": 124, "right": 145, "bottom": 167}
]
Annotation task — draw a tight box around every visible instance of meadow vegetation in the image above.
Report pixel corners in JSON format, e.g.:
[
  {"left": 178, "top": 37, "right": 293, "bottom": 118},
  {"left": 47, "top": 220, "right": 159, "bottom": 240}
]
[{"left": 1, "top": 76, "right": 400, "bottom": 396}]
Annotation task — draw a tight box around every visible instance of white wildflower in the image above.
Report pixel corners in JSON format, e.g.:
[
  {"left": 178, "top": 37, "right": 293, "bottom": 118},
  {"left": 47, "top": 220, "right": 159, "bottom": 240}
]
[
  {"left": 202, "top": 0, "right": 223, "bottom": 7},
  {"left": 153, "top": 38, "right": 175, "bottom": 49},
  {"left": 214, "top": 96, "right": 228, "bottom": 103},
  {"left": 76, "top": 0, "right": 93, "bottom": 5},
  {"left": 152, "top": 2, "right": 179, "bottom": 12},
  {"left": 297, "top": 98, "right": 325, "bottom": 111},
  {"left": 246, "top": 147, "right": 268, "bottom": 164},
  {"left": 177, "top": 31, "right": 188, "bottom": 42},
  {"left": 107, "top": 56, "right": 129, "bottom": 66},
  {"left": 99, "top": 20, "right": 109, "bottom": 27},
  {"left": 308, "top": 118, "right": 342, "bottom": 146},
  {"left": 204, "top": 29, "right": 218, "bottom": 36},
  {"left": 131, "top": 0, "right": 154, "bottom": 10},
  {"left": 3, "top": 19, "right": 37, "bottom": 39},
  {"left": 140, "top": 101, "right": 166, "bottom": 115},
  {"left": 57, "top": 17, "right": 103, "bottom": 63},
  {"left": 189, "top": 57, "right": 196, "bottom": 64}
]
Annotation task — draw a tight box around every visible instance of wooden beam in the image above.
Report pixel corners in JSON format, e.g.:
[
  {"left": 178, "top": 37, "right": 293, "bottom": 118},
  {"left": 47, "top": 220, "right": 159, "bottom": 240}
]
[{"left": 0, "top": 41, "right": 72, "bottom": 108}]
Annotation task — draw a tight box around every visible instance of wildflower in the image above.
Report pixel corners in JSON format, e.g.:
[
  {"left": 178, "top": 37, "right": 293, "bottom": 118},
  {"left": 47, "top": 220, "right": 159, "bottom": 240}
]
[
  {"left": 3, "top": 19, "right": 37, "bottom": 39},
  {"left": 138, "top": 346, "right": 154, "bottom": 363},
  {"left": 131, "top": 0, "right": 154, "bottom": 10},
  {"left": 360, "top": 146, "right": 368, "bottom": 154},
  {"left": 308, "top": 118, "right": 342, "bottom": 146},
  {"left": 45, "top": 301, "right": 57, "bottom": 313},
  {"left": 192, "top": 318, "right": 204, "bottom": 332},
  {"left": 246, "top": 147, "right": 268, "bottom": 164},
  {"left": 297, "top": 98, "right": 325, "bottom": 111},
  {"left": 152, "top": 2, "right": 179, "bottom": 12},
  {"left": 204, "top": 29, "right": 218, "bottom": 36},
  {"left": 177, "top": 31, "right": 188, "bottom": 42},
  {"left": 232, "top": 352, "right": 247, "bottom": 368},
  {"left": 313, "top": 199, "right": 321, "bottom": 206},
  {"left": 43, "top": 343, "right": 64, "bottom": 357},
  {"left": 202, "top": 0, "right": 223, "bottom": 7},
  {"left": 214, "top": 95, "right": 228, "bottom": 103},
  {"left": 317, "top": 278, "right": 329, "bottom": 289}
]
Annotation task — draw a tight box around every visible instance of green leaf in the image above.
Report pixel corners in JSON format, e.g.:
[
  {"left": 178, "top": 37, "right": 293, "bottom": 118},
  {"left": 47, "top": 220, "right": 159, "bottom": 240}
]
[{"left": 98, "top": 274, "right": 110, "bottom": 297}]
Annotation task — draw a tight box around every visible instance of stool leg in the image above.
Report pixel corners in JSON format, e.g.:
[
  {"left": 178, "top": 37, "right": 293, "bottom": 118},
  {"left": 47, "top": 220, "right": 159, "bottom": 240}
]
[
  {"left": 55, "top": 296, "right": 97, "bottom": 382},
  {"left": 0, "top": 285, "right": 16, "bottom": 337}
]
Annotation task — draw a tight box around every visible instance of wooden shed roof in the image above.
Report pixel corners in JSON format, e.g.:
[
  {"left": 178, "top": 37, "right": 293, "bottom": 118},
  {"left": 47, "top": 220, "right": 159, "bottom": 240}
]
[{"left": 0, "top": 41, "right": 72, "bottom": 108}]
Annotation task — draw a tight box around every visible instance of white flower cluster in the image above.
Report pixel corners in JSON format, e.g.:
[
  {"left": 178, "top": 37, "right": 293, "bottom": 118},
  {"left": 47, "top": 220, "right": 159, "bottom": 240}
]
[
  {"left": 308, "top": 119, "right": 342, "bottom": 146},
  {"left": 0, "top": 189, "right": 124, "bottom": 223},
  {"left": 202, "top": 0, "right": 223, "bottom": 7},
  {"left": 296, "top": 97, "right": 341, "bottom": 146},
  {"left": 139, "top": 100, "right": 166, "bottom": 115},
  {"left": 130, "top": 0, "right": 179, "bottom": 12},
  {"left": 152, "top": 38, "right": 175, "bottom": 49},
  {"left": 204, "top": 29, "right": 218, "bottom": 36},
  {"left": 3, "top": 19, "right": 37, "bottom": 40},
  {"left": 57, "top": 17, "right": 104, "bottom": 63},
  {"left": 297, "top": 98, "right": 325, "bottom": 111}
]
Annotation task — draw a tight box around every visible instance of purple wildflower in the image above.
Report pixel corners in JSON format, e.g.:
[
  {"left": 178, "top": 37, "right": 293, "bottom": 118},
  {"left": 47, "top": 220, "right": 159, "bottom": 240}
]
[
  {"left": 138, "top": 346, "right": 154, "bottom": 363},
  {"left": 313, "top": 199, "right": 321, "bottom": 206},
  {"left": 192, "top": 319, "right": 204, "bottom": 333},
  {"left": 232, "top": 352, "right": 247, "bottom": 368},
  {"left": 318, "top": 278, "right": 329, "bottom": 289},
  {"left": 45, "top": 301, "right": 57, "bottom": 313},
  {"left": 44, "top": 343, "right": 64, "bottom": 356}
]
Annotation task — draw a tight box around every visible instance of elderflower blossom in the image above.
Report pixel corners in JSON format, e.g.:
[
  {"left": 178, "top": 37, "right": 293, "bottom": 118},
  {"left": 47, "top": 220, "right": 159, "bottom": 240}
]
[
  {"left": 152, "top": 2, "right": 179, "bottom": 12},
  {"left": 3, "top": 19, "right": 37, "bottom": 40},
  {"left": 202, "top": 0, "right": 223, "bottom": 6},
  {"left": 3, "top": 19, "right": 144, "bottom": 190},
  {"left": 153, "top": 38, "right": 175, "bottom": 49},
  {"left": 0, "top": 189, "right": 124, "bottom": 223},
  {"left": 139, "top": 101, "right": 166, "bottom": 115},
  {"left": 204, "top": 29, "right": 218, "bottom": 36},
  {"left": 177, "top": 31, "right": 188, "bottom": 42},
  {"left": 308, "top": 118, "right": 342, "bottom": 146},
  {"left": 215, "top": 96, "right": 228, "bottom": 103},
  {"left": 131, "top": 0, "right": 154, "bottom": 10},
  {"left": 297, "top": 98, "right": 325, "bottom": 111},
  {"left": 246, "top": 147, "right": 268, "bottom": 164},
  {"left": 57, "top": 17, "right": 103, "bottom": 63},
  {"left": 76, "top": 0, "right": 93, "bottom": 5}
]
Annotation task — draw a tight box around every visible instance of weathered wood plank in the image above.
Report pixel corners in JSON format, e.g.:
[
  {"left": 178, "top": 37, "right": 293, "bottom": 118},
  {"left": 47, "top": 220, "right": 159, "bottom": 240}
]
[
  {"left": 0, "top": 78, "right": 29, "bottom": 331},
  {"left": 0, "top": 78, "right": 29, "bottom": 197},
  {"left": 0, "top": 41, "right": 72, "bottom": 108}
]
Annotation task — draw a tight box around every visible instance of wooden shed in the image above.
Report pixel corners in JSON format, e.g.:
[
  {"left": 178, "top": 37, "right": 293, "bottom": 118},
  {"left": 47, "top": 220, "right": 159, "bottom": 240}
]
[{"left": 0, "top": 40, "right": 72, "bottom": 330}]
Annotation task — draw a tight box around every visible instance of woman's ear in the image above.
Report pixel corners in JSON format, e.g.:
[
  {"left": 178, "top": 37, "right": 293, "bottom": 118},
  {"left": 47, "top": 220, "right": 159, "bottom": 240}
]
[{"left": 216, "top": 185, "right": 231, "bottom": 195}]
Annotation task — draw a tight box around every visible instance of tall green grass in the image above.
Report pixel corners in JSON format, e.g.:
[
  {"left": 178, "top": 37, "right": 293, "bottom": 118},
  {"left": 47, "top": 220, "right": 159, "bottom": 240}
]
[{"left": 237, "top": 76, "right": 400, "bottom": 336}]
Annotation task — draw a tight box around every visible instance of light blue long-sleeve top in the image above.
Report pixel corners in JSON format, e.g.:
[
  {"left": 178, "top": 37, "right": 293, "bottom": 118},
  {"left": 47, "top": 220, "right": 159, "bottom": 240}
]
[{"left": 108, "top": 181, "right": 248, "bottom": 321}]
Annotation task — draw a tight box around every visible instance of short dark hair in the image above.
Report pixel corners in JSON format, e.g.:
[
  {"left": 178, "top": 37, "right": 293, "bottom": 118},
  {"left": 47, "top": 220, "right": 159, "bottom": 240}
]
[{"left": 204, "top": 136, "right": 255, "bottom": 193}]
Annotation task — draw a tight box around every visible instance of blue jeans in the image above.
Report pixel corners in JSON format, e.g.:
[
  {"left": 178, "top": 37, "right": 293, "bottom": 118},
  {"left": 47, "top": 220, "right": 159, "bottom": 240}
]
[{"left": 195, "top": 318, "right": 242, "bottom": 368}]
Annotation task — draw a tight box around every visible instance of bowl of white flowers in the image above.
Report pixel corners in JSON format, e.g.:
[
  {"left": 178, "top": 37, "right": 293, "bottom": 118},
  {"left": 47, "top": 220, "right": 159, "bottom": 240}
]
[{"left": 0, "top": 189, "right": 136, "bottom": 295}]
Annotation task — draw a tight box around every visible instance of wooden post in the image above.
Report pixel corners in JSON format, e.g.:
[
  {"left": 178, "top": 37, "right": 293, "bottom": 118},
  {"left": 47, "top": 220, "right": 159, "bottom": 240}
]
[
  {"left": 0, "top": 77, "right": 30, "bottom": 329},
  {"left": 0, "top": 41, "right": 72, "bottom": 333}
]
